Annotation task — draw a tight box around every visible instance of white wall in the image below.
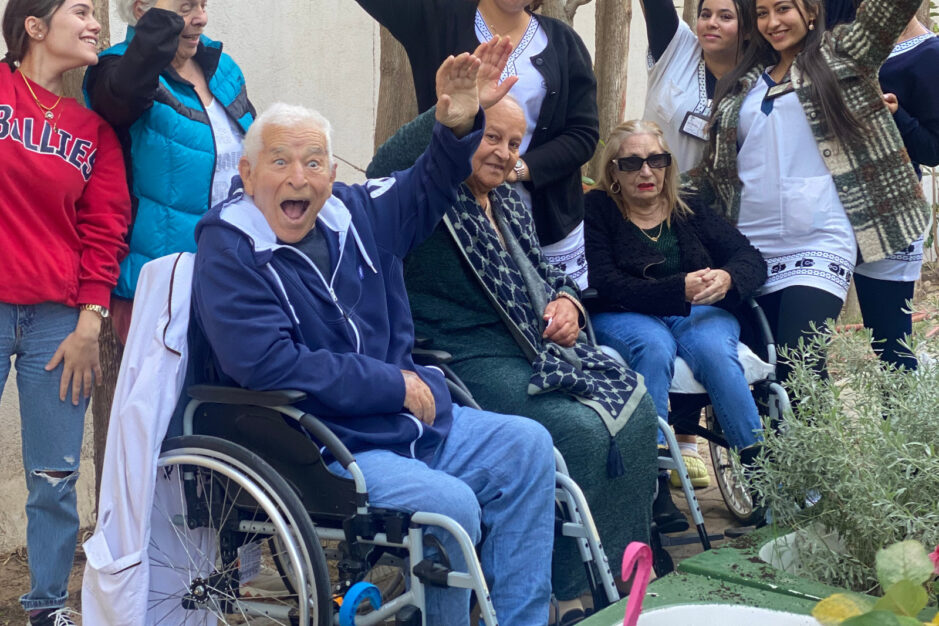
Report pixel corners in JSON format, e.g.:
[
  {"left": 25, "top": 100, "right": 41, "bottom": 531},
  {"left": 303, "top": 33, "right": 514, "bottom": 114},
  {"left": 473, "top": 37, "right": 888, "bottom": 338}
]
[{"left": 0, "top": 0, "right": 655, "bottom": 551}]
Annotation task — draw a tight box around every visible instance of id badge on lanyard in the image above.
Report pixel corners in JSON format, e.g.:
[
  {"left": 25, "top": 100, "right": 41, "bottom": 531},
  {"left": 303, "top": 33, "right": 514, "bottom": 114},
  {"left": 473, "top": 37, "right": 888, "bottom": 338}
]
[
  {"left": 680, "top": 111, "right": 710, "bottom": 141},
  {"left": 680, "top": 58, "right": 711, "bottom": 141}
]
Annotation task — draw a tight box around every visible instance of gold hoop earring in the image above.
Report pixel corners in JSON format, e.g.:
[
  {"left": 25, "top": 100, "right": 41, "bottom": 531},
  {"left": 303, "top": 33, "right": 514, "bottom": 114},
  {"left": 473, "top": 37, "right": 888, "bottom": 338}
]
[{"left": 610, "top": 180, "right": 622, "bottom": 195}]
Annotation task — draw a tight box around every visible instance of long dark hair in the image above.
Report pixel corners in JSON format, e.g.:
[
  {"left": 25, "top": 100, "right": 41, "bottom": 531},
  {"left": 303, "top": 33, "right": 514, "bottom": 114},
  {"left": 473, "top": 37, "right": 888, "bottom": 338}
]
[
  {"left": 2, "top": 0, "right": 67, "bottom": 70},
  {"left": 709, "top": 0, "right": 867, "bottom": 146},
  {"left": 698, "top": 0, "right": 758, "bottom": 64}
]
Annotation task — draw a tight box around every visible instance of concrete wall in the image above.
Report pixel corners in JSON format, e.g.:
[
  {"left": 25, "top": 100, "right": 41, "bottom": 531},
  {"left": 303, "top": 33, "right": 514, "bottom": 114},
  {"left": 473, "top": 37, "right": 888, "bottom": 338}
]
[{"left": 0, "top": 0, "right": 652, "bottom": 552}]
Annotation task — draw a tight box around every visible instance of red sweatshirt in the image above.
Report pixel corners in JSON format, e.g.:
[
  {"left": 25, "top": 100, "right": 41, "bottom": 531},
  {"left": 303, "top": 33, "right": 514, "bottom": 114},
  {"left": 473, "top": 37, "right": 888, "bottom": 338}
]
[{"left": 0, "top": 65, "right": 130, "bottom": 308}]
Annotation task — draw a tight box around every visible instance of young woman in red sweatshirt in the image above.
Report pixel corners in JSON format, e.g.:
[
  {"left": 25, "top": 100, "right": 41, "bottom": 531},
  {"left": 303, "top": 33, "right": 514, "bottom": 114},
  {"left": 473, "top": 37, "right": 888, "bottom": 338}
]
[{"left": 0, "top": 1, "right": 130, "bottom": 623}]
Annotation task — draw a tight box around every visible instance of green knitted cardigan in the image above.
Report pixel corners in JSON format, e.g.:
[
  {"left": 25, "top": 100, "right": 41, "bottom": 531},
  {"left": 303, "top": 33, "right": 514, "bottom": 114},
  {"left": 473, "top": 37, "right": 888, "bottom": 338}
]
[{"left": 684, "top": 0, "right": 931, "bottom": 264}]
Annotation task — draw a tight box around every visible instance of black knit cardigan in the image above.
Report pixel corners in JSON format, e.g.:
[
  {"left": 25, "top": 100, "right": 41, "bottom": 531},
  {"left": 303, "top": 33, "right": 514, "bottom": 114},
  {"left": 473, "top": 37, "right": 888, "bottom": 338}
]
[
  {"left": 353, "top": 0, "right": 599, "bottom": 246},
  {"left": 583, "top": 189, "right": 767, "bottom": 317}
]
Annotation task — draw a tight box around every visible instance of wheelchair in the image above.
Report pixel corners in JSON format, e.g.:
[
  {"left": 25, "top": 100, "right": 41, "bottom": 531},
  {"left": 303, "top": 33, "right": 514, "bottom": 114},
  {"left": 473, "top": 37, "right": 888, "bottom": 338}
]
[
  {"left": 146, "top": 377, "right": 620, "bottom": 624},
  {"left": 664, "top": 298, "right": 791, "bottom": 527},
  {"left": 582, "top": 293, "right": 791, "bottom": 550}
]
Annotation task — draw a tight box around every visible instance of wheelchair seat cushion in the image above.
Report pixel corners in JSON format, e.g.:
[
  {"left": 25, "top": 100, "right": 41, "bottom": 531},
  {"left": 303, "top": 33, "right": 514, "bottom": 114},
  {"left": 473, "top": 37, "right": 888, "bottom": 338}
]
[{"left": 670, "top": 342, "right": 774, "bottom": 395}]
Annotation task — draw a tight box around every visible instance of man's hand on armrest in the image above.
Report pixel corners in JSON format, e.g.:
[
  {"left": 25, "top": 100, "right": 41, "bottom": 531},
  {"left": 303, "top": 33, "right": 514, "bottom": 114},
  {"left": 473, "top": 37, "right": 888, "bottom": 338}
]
[{"left": 401, "top": 370, "right": 436, "bottom": 425}]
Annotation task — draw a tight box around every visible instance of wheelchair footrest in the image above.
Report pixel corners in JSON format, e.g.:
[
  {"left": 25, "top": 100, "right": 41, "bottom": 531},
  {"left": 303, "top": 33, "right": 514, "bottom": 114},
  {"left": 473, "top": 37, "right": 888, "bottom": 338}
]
[
  {"left": 412, "top": 558, "right": 453, "bottom": 588},
  {"left": 395, "top": 606, "right": 422, "bottom": 625}
]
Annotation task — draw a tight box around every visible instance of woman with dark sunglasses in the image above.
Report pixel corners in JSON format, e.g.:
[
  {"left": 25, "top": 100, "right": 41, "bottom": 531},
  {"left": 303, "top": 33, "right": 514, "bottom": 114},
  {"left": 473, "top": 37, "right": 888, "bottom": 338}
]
[{"left": 584, "top": 120, "right": 767, "bottom": 529}]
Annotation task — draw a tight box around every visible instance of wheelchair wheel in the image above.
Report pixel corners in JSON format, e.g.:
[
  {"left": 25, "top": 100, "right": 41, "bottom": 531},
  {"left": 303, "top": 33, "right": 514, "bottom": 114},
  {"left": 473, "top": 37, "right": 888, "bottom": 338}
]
[
  {"left": 706, "top": 409, "right": 763, "bottom": 526},
  {"left": 149, "top": 435, "right": 331, "bottom": 624}
]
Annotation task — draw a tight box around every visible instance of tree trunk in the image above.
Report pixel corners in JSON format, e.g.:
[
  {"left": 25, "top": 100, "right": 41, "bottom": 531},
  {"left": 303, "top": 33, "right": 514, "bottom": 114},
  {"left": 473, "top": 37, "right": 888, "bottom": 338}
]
[
  {"left": 917, "top": 0, "right": 933, "bottom": 29},
  {"left": 65, "top": 0, "right": 115, "bottom": 512},
  {"left": 373, "top": 27, "right": 417, "bottom": 151},
  {"left": 588, "top": 0, "right": 631, "bottom": 180},
  {"left": 61, "top": 0, "right": 110, "bottom": 103},
  {"left": 539, "top": 0, "right": 592, "bottom": 25},
  {"left": 682, "top": 0, "right": 697, "bottom": 27}
]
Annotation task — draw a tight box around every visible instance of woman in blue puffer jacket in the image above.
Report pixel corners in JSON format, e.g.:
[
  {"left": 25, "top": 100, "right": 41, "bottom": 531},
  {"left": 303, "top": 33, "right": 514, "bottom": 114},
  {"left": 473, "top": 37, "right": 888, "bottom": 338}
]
[{"left": 84, "top": 0, "right": 254, "bottom": 341}]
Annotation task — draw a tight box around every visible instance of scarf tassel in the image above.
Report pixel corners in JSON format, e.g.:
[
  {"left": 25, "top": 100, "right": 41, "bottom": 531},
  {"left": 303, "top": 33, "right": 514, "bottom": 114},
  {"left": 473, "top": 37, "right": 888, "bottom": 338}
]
[{"left": 607, "top": 437, "right": 625, "bottom": 478}]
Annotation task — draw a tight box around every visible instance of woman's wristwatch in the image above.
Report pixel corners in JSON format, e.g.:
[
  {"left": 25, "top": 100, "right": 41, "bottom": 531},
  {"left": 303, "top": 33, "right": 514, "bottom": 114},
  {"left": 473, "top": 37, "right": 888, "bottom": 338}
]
[{"left": 80, "top": 304, "right": 110, "bottom": 319}]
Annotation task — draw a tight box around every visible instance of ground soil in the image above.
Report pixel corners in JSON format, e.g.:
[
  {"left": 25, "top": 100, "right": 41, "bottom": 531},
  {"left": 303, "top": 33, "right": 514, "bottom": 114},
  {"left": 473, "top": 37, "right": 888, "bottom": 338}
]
[{"left": 0, "top": 264, "right": 934, "bottom": 622}]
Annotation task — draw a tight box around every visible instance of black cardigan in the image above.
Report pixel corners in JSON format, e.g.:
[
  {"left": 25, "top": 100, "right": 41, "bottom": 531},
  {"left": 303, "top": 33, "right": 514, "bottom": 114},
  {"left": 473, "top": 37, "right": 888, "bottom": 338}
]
[
  {"left": 583, "top": 189, "right": 767, "bottom": 317},
  {"left": 352, "top": 0, "right": 599, "bottom": 246}
]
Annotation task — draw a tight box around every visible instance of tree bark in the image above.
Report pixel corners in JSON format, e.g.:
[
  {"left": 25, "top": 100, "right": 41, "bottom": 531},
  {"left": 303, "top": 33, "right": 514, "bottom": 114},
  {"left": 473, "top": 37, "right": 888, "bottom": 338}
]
[
  {"left": 682, "top": 0, "right": 697, "bottom": 28},
  {"left": 373, "top": 27, "right": 417, "bottom": 151},
  {"left": 62, "top": 0, "right": 111, "bottom": 103},
  {"left": 65, "top": 0, "right": 115, "bottom": 512},
  {"left": 588, "top": 0, "right": 631, "bottom": 180},
  {"left": 540, "top": 0, "right": 593, "bottom": 25},
  {"left": 917, "top": 0, "right": 933, "bottom": 29}
]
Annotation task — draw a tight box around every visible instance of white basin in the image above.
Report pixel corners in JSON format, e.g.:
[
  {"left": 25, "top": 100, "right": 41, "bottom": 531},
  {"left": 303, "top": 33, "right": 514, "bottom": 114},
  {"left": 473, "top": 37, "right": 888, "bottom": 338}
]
[{"left": 616, "top": 604, "right": 818, "bottom": 625}]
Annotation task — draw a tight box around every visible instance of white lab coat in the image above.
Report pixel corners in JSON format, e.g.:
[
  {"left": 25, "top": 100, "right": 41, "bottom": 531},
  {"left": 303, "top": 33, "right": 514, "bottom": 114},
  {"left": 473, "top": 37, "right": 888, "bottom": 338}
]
[{"left": 81, "top": 253, "right": 195, "bottom": 625}]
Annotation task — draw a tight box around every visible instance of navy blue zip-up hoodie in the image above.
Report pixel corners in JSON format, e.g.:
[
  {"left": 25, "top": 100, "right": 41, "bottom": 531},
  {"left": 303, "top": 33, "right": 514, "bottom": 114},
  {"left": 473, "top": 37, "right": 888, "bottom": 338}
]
[{"left": 192, "top": 115, "right": 483, "bottom": 462}]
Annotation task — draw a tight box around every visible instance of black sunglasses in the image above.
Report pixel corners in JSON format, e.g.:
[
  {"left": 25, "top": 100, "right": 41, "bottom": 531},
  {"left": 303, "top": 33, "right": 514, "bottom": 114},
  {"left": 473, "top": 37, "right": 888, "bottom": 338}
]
[{"left": 612, "top": 153, "right": 672, "bottom": 172}]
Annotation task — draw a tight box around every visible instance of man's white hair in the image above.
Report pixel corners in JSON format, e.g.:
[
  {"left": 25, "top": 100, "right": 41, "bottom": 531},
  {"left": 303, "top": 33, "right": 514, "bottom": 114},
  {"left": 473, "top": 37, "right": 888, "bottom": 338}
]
[
  {"left": 117, "top": 0, "right": 157, "bottom": 26},
  {"left": 243, "top": 103, "right": 334, "bottom": 168}
]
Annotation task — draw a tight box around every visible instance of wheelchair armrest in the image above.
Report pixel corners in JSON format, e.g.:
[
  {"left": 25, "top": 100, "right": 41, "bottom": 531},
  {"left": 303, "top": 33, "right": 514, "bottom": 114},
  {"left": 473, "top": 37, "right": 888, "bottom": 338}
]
[
  {"left": 412, "top": 347, "right": 453, "bottom": 366},
  {"left": 580, "top": 288, "right": 598, "bottom": 301},
  {"left": 187, "top": 385, "right": 307, "bottom": 408},
  {"left": 746, "top": 298, "right": 777, "bottom": 365},
  {"left": 297, "top": 413, "right": 357, "bottom": 469}
]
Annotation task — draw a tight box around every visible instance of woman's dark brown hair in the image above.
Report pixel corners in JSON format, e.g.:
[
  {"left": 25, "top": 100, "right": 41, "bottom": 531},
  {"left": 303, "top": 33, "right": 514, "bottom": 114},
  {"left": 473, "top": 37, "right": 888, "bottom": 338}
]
[
  {"left": 2, "top": 0, "right": 67, "bottom": 70},
  {"left": 697, "top": 0, "right": 758, "bottom": 64},
  {"left": 709, "top": 0, "right": 868, "bottom": 145}
]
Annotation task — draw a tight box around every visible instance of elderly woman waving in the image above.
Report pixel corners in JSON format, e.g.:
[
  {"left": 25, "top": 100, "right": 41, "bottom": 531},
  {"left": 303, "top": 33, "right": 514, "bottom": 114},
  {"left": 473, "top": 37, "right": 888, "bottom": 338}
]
[
  {"left": 370, "top": 86, "right": 658, "bottom": 622},
  {"left": 84, "top": 0, "right": 254, "bottom": 340},
  {"left": 584, "top": 120, "right": 767, "bottom": 510}
]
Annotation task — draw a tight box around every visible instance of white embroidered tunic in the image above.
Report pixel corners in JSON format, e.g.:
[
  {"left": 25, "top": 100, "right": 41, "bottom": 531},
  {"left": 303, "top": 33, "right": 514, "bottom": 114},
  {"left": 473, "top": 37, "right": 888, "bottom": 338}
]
[
  {"left": 643, "top": 21, "right": 709, "bottom": 173},
  {"left": 736, "top": 72, "right": 856, "bottom": 301}
]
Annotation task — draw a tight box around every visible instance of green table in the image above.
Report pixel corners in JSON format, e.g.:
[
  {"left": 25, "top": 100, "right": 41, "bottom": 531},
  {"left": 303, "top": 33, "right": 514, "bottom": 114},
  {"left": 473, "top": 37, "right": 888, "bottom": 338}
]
[
  {"left": 580, "top": 571, "right": 817, "bottom": 625},
  {"left": 676, "top": 527, "right": 844, "bottom": 603},
  {"left": 581, "top": 527, "right": 937, "bottom": 624}
]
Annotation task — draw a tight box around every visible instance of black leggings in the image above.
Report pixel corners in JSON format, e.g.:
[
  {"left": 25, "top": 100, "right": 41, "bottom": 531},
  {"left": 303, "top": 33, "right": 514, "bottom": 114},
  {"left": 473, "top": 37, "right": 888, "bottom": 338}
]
[
  {"left": 756, "top": 286, "right": 844, "bottom": 383},
  {"left": 854, "top": 274, "right": 917, "bottom": 371}
]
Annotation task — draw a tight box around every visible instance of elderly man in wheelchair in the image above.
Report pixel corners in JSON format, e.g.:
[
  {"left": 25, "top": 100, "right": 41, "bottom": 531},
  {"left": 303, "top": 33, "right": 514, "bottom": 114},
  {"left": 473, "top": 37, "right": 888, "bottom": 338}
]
[{"left": 189, "top": 53, "right": 560, "bottom": 625}]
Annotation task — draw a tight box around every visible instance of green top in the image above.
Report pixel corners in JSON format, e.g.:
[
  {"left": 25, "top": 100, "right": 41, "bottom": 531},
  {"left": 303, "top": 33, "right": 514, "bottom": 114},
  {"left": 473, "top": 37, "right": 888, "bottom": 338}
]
[{"left": 630, "top": 220, "right": 679, "bottom": 279}]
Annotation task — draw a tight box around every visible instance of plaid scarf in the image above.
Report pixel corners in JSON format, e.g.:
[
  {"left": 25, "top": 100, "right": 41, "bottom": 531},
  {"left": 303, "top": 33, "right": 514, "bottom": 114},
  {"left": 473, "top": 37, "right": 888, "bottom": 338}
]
[{"left": 444, "top": 183, "right": 647, "bottom": 476}]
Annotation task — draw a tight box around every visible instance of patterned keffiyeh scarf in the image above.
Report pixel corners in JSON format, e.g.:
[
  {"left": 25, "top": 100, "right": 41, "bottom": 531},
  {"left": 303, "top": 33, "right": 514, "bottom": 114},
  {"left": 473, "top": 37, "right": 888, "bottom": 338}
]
[{"left": 444, "top": 184, "right": 647, "bottom": 476}]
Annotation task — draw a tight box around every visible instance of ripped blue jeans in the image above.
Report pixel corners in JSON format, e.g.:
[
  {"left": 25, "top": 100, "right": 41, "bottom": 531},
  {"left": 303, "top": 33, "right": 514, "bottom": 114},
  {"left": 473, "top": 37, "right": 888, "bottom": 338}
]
[{"left": 0, "top": 303, "right": 85, "bottom": 611}]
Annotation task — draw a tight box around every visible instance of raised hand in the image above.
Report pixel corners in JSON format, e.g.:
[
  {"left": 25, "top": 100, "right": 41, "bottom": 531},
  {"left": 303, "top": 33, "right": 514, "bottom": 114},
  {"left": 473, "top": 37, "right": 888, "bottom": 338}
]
[
  {"left": 474, "top": 36, "right": 519, "bottom": 110},
  {"left": 435, "top": 52, "right": 482, "bottom": 137}
]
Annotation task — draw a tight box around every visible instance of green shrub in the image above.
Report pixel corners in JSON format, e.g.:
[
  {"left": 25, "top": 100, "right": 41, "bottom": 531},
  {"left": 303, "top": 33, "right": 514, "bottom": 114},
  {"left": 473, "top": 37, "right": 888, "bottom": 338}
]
[{"left": 749, "top": 302, "right": 939, "bottom": 593}]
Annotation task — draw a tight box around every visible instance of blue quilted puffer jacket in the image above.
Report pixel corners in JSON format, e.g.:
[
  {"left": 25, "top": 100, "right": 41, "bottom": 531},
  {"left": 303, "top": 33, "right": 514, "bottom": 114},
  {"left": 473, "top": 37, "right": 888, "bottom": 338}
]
[{"left": 93, "top": 27, "right": 254, "bottom": 298}]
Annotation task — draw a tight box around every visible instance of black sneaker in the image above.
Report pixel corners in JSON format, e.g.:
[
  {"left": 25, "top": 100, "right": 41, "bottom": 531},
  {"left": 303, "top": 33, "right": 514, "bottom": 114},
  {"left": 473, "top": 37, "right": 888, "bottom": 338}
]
[
  {"left": 27, "top": 608, "right": 79, "bottom": 626},
  {"left": 652, "top": 474, "right": 689, "bottom": 534}
]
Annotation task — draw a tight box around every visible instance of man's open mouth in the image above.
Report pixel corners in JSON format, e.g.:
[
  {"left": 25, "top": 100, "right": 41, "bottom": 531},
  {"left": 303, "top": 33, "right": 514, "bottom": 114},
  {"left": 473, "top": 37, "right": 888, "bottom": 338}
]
[{"left": 281, "top": 200, "right": 310, "bottom": 220}]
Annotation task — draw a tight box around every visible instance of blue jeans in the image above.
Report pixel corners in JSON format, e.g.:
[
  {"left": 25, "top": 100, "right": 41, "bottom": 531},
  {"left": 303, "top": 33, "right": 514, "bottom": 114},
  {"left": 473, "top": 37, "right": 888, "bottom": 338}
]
[
  {"left": 593, "top": 305, "right": 762, "bottom": 450},
  {"left": 331, "top": 404, "right": 555, "bottom": 625},
  {"left": 0, "top": 303, "right": 86, "bottom": 611}
]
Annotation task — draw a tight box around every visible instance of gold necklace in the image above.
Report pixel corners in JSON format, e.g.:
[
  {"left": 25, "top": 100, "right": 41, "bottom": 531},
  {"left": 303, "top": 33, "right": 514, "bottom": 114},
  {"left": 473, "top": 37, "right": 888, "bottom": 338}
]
[
  {"left": 19, "top": 71, "right": 62, "bottom": 127},
  {"left": 635, "top": 220, "right": 665, "bottom": 243}
]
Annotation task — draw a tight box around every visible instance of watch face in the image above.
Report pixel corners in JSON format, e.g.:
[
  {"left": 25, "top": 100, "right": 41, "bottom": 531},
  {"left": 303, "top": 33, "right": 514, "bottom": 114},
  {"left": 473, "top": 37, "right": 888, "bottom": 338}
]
[{"left": 515, "top": 159, "right": 523, "bottom": 169}]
